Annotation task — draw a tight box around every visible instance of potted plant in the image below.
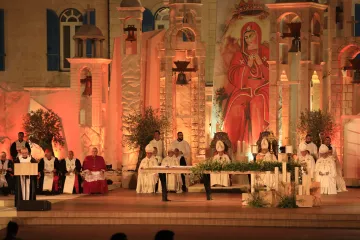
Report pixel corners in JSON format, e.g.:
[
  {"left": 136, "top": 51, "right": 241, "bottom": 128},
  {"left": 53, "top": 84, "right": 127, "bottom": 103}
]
[
  {"left": 122, "top": 107, "right": 170, "bottom": 188},
  {"left": 23, "top": 109, "right": 65, "bottom": 153}
]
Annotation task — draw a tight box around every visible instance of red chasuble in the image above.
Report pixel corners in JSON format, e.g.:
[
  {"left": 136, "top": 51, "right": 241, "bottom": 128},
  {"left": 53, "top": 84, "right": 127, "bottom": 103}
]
[{"left": 82, "top": 155, "right": 108, "bottom": 194}]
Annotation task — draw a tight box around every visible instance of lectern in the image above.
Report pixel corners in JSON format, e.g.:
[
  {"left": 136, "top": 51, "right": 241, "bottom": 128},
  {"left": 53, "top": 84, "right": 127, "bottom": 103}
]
[{"left": 14, "top": 162, "right": 51, "bottom": 211}]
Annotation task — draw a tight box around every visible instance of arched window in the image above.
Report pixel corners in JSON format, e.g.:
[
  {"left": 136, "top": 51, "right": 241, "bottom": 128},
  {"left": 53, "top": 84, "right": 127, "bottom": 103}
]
[
  {"left": 60, "top": 9, "right": 83, "bottom": 70},
  {"left": 142, "top": 8, "right": 154, "bottom": 32},
  {"left": 155, "top": 7, "right": 169, "bottom": 30}
]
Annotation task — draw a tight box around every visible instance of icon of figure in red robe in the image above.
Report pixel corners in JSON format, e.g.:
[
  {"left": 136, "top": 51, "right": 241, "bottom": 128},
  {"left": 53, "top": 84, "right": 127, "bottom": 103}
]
[
  {"left": 82, "top": 147, "right": 108, "bottom": 194},
  {"left": 223, "top": 22, "right": 269, "bottom": 150}
]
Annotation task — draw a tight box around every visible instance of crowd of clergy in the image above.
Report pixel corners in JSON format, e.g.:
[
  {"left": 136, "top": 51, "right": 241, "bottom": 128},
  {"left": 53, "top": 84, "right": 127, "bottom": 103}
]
[
  {"left": 136, "top": 131, "right": 347, "bottom": 196},
  {"left": 0, "top": 132, "right": 109, "bottom": 206},
  {"left": 0, "top": 131, "right": 348, "bottom": 202}
]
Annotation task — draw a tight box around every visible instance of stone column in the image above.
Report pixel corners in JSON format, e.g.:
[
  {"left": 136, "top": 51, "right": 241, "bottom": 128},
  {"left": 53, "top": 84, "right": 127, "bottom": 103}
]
[
  {"left": 268, "top": 61, "right": 278, "bottom": 135},
  {"left": 281, "top": 83, "right": 290, "bottom": 146},
  {"left": 91, "top": 68, "right": 102, "bottom": 127},
  {"left": 82, "top": 38, "right": 87, "bottom": 58},
  {"left": 95, "top": 40, "right": 101, "bottom": 58}
]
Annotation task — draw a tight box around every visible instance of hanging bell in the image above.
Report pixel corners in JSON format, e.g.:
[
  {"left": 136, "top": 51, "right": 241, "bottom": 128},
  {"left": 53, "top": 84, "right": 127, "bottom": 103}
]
[
  {"left": 176, "top": 72, "right": 188, "bottom": 85},
  {"left": 124, "top": 25, "right": 137, "bottom": 42},
  {"left": 288, "top": 38, "right": 301, "bottom": 53}
]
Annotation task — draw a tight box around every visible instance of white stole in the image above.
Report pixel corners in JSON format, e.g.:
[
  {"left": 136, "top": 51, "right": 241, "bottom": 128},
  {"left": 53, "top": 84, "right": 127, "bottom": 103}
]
[
  {"left": 0, "top": 160, "right": 8, "bottom": 187},
  {"left": 63, "top": 158, "right": 76, "bottom": 194},
  {"left": 43, "top": 157, "right": 55, "bottom": 191}
]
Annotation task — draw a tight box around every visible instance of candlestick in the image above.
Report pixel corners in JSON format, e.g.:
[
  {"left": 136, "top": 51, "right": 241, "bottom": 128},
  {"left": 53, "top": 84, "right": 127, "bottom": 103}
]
[
  {"left": 286, "top": 145, "right": 293, "bottom": 154},
  {"left": 251, "top": 145, "right": 258, "bottom": 154},
  {"left": 298, "top": 185, "right": 303, "bottom": 195},
  {"left": 242, "top": 141, "right": 246, "bottom": 154},
  {"left": 237, "top": 141, "right": 241, "bottom": 153},
  {"left": 295, "top": 167, "right": 299, "bottom": 184},
  {"left": 282, "top": 162, "right": 287, "bottom": 182},
  {"left": 274, "top": 167, "right": 279, "bottom": 191}
]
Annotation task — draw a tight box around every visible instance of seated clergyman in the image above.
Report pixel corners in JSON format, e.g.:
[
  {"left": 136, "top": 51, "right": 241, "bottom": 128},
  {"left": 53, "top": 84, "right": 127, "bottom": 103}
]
[
  {"left": 136, "top": 144, "right": 159, "bottom": 193},
  {"left": 62, "top": 151, "right": 82, "bottom": 194},
  {"left": 82, "top": 147, "right": 108, "bottom": 194},
  {"left": 210, "top": 141, "right": 231, "bottom": 187},
  {"left": 158, "top": 148, "right": 182, "bottom": 193},
  {"left": 38, "top": 149, "right": 61, "bottom": 194},
  {"left": 0, "top": 152, "right": 14, "bottom": 196}
]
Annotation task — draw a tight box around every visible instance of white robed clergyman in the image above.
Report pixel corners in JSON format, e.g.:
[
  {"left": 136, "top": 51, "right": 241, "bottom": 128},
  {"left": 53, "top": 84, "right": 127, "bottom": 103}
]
[
  {"left": 211, "top": 141, "right": 231, "bottom": 187},
  {"left": 153, "top": 147, "right": 163, "bottom": 165},
  {"left": 305, "top": 134, "right": 318, "bottom": 159},
  {"left": 0, "top": 152, "right": 10, "bottom": 188},
  {"left": 298, "top": 142, "right": 316, "bottom": 179},
  {"left": 171, "top": 132, "right": 191, "bottom": 165},
  {"left": 324, "top": 136, "right": 347, "bottom": 192},
  {"left": 149, "top": 130, "right": 164, "bottom": 159},
  {"left": 136, "top": 144, "right": 159, "bottom": 193},
  {"left": 315, "top": 145, "right": 337, "bottom": 195},
  {"left": 158, "top": 148, "right": 182, "bottom": 193},
  {"left": 256, "top": 138, "right": 278, "bottom": 188}
]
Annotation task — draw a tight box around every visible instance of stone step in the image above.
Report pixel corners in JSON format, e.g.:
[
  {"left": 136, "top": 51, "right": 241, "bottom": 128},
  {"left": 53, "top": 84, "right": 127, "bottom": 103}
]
[{"left": 17, "top": 217, "right": 360, "bottom": 229}]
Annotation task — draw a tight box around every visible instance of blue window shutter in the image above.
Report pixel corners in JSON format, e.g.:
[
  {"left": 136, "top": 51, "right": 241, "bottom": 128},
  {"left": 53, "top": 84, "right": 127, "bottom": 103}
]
[
  {"left": 142, "top": 8, "right": 154, "bottom": 32},
  {"left": 0, "top": 9, "right": 5, "bottom": 71},
  {"left": 355, "top": 4, "right": 360, "bottom": 36},
  {"left": 46, "top": 9, "right": 60, "bottom": 71},
  {"left": 83, "top": 10, "right": 96, "bottom": 58}
]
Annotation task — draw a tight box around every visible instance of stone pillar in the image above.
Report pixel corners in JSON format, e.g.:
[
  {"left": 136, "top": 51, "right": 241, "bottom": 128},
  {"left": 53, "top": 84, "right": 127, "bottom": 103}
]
[
  {"left": 281, "top": 83, "right": 290, "bottom": 146},
  {"left": 95, "top": 40, "right": 101, "bottom": 58},
  {"left": 268, "top": 61, "right": 278, "bottom": 135},
  {"left": 118, "top": 6, "right": 145, "bottom": 169},
  {"left": 82, "top": 38, "right": 87, "bottom": 58},
  {"left": 91, "top": 69, "right": 102, "bottom": 127}
]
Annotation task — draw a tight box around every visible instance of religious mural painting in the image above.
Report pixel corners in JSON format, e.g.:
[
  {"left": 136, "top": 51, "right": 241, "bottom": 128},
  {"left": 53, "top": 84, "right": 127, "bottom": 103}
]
[{"left": 214, "top": 0, "right": 270, "bottom": 151}]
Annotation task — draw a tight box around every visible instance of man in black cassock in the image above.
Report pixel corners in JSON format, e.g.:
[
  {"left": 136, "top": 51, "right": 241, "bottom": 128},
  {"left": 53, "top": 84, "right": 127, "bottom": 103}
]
[
  {"left": 10, "top": 132, "right": 31, "bottom": 160},
  {"left": 61, "top": 150, "right": 82, "bottom": 194},
  {"left": 38, "top": 149, "right": 61, "bottom": 195},
  {"left": 14, "top": 147, "right": 37, "bottom": 207}
]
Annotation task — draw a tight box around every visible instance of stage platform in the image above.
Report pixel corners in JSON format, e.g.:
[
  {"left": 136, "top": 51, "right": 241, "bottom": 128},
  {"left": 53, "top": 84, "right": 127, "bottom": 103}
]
[{"left": 0, "top": 187, "right": 359, "bottom": 229}]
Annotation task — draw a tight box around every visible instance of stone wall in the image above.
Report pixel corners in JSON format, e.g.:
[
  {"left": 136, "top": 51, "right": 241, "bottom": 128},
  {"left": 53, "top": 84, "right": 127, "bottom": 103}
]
[{"left": 0, "top": 0, "right": 109, "bottom": 87}]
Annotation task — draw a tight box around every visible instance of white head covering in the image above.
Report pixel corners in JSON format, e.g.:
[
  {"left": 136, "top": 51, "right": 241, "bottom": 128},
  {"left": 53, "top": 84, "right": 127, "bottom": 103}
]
[
  {"left": 216, "top": 141, "right": 225, "bottom": 152},
  {"left": 319, "top": 144, "right": 329, "bottom": 154},
  {"left": 261, "top": 138, "right": 269, "bottom": 150},
  {"left": 145, "top": 144, "right": 153, "bottom": 153},
  {"left": 299, "top": 142, "right": 307, "bottom": 152}
]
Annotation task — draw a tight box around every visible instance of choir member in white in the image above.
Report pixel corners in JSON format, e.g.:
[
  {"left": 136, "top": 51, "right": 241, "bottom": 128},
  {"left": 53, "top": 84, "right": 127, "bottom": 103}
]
[
  {"left": 315, "top": 145, "right": 337, "bottom": 195},
  {"left": 136, "top": 144, "right": 159, "bottom": 193},
  {"left": 149, "top": 130, "right": 164, "bottom": 160},
  {"left": 305, "top": 134, "right": 318, "bottom": 159},
  {"left": 297, "top": 142, "right": 315, "bottom": 179},
  {"left": 255, "top": 138, "right": 277, "bottom": 189},
  {"left": 324, "top": 137, "right": 347, "bottom": 192},
  {"left": 171, "top": 132, "right": 191, "bottom": 165},
  {"left": 210, "top": 141, "right": 231, "bottom": 187},
  {"left": 158, "top": 148, "right": 182, "bottom": 193}
]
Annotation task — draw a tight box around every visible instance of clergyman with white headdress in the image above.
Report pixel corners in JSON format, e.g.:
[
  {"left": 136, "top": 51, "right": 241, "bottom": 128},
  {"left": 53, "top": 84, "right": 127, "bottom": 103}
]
[
  {"left": 136, "top": 144, "right": 159, "bottom": 193},
  {"left": 297, "top": 142, "right": 316, "bottom": 179},
  {"left": 158, "top": 148, "right": 182, "bottom": 193},
  {"left": 315, "top": 144, "right": 337, "bottom": 195},
  {"left": 210, "top": 141, "right": 231, "bottom": 187},
  {"left": 256, "top": 138, "right": 277, "bottom": 162}
]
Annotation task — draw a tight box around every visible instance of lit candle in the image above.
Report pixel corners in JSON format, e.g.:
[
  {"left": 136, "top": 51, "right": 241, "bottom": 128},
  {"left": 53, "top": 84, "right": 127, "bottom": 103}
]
[
  {"left": 286, "top": 145, "right": 293, "bottom": 154},
  {"left": 282, "top": 162, "right": 287, "bottom": 182},
  {"left": 295, "top": 167, "right": 299, "bottom": 184},
  {"left": 298, "top": 185, "right": 303, "bottom": 195},
  {"left": 242, "top": 141, "right": 246, "bottom": 154},
  {"left": 274, "top": 167, "right": 279, "bottom": 191},
  {"left": 251, "top": 145, "right": 258, "bottom": 154},
  {"left": 237, "top": 141, "right": 241, "bottom": 153}
]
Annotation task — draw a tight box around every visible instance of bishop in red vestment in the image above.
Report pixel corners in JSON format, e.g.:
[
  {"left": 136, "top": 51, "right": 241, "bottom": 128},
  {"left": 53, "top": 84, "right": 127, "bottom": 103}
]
[{"left": 82, "top": 148, "right": 108, "bottom": 194}]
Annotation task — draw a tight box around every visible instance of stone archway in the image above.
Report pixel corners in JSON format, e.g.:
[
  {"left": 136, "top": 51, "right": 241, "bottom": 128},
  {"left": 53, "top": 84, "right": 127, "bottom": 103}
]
[{"left": 343, "top": 116, "right": 360, "bottom": 186}]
